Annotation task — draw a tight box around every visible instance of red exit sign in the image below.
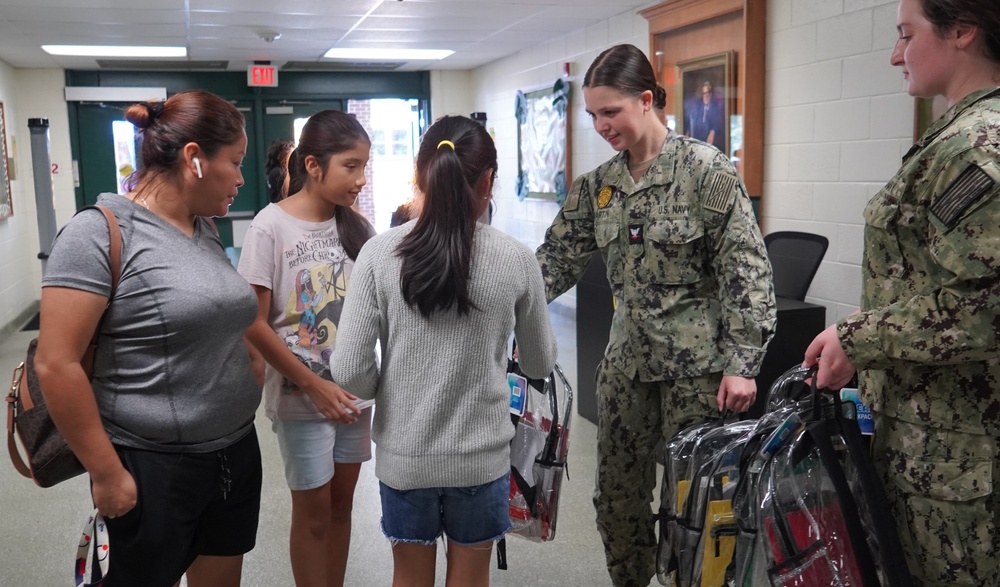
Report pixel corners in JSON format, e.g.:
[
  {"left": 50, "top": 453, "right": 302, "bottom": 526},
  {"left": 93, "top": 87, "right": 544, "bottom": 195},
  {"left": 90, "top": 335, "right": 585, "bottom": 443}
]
[{"left": 248, "top": 64, "right": 278, "bottom": 87}]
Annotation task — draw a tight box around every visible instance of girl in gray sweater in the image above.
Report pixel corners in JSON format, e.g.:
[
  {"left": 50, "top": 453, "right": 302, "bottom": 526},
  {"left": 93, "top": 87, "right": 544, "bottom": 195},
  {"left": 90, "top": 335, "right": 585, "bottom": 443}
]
[{"left": 330, "top": 115, "right": 556, "bottom": 586}]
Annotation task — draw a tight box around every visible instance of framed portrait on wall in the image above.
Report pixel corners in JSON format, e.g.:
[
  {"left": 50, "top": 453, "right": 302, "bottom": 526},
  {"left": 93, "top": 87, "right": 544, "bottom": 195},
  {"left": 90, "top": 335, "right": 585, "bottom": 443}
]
[
  {"left": 676, "top": 51, "right": 734, "bottom": 157},
  {"left": 0, "top": 101, "right": 12, "bottom": 220}
]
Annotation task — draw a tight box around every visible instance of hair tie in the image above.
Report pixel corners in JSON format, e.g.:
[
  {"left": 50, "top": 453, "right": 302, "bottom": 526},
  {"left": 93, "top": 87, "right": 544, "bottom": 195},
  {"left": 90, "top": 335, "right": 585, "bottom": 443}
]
[
  {"left": 142, "top": 101, "right": 164, "bottom": 124},
  {"left": 437, "top": 140, "right": 456, "bottom": 151}
]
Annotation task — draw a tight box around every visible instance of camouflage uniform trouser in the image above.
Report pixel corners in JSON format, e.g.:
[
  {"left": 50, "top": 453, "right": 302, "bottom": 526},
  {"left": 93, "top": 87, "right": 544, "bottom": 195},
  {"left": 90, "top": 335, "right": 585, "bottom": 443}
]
[
  {"left": 593, "top": 358, "right": 720, "bottom": 587},
  {"left": 872, "top": 413, "right": 1000, "bottom": 587}
]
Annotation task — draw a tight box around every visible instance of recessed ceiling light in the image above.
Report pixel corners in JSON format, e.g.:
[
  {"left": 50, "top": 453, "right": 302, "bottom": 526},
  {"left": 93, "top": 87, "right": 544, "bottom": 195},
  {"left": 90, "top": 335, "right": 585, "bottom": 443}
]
[
  {"left": 323, "top": 48, "right": 453, "bottom": 61},
  {"left": 41, "top": 45, "right": 187, "bottom": 58}
]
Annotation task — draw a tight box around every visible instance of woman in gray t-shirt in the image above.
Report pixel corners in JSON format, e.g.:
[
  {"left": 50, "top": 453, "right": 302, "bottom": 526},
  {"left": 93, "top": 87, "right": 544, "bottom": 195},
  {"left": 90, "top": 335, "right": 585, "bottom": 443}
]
[{"left": 36, "top": 90, "right": 262, "bottom": 587}]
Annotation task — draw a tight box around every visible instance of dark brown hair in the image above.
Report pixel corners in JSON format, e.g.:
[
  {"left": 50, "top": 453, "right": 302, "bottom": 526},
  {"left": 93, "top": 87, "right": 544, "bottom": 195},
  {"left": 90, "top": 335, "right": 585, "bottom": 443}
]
[
  {"left": 124, "top": 90, "right": 244, "bottom": 188},
  {"left": 396, "top": 115, "right": 496, "bottom": 317},
  {"left": 920, "top": 0, "right": 1000, "bottom": 63},
  {"left": 290, "top": 109, "right": 373, "bottom": 260},
  {"left": 584, "top": 44, "right": 667, "bottom": 110},
  {"left": 265, "top": 138, "right": 294, "bottom": 203}
]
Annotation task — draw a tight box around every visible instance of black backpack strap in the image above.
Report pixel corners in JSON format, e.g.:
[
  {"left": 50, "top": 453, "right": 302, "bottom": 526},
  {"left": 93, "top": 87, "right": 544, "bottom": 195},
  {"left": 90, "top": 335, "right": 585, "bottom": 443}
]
[
  {"left": 496, "top": 537, "right": 507, "bottom": 570},
  {"left": 837, "top": 414, "right": 915, "bottom": 587}
]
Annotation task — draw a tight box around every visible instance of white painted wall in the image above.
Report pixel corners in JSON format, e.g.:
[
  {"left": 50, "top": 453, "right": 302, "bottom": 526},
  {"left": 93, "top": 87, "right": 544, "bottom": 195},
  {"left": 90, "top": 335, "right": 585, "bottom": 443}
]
[
  {"left": 468, "top": 10, "right": 649, "bottom": 253},
  {"left": 764, "top": 0, "right": 911, "bottom": 320},
  {"left": 429, "top": 70, "right": 476, "bottom": 121},
  {"left": 0, "top": 60, "right": 38, "bottom": 333},
  {"left": 0, "top": 67, "right": 75, "bottom": 334}
]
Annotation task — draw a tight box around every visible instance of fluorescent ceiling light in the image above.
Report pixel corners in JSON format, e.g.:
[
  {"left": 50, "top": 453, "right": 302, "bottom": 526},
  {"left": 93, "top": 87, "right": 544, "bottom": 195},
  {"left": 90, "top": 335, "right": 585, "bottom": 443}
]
[
  {"left": 323, "top": 48, "right": 453, "bottom": 61},
  {"left": 42, "top": 45, "right": 187, "bottom": 58}
]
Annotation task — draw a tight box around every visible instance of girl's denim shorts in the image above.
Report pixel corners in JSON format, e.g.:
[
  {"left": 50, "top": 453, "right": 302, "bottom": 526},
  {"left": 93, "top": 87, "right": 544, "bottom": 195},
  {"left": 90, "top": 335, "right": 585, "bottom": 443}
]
[{"left": 378, "top": 472, "right": 512, "bottom": 546}]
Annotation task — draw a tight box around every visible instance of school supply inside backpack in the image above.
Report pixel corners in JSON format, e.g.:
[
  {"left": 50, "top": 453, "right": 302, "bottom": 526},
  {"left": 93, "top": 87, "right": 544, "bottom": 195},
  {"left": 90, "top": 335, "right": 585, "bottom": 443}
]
[
  {"left": 497, "top": 347, "right": 573, "bottom": 569},
  {"left": 6, "top": 206, "right": 121, "bottom": 488}
]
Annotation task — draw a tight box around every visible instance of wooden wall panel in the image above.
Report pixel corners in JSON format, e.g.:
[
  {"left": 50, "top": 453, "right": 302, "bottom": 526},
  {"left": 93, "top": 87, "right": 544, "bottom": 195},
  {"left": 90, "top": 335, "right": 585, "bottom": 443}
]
[{"left": 655, "top": 13, "right": 743, "bottom": 172}]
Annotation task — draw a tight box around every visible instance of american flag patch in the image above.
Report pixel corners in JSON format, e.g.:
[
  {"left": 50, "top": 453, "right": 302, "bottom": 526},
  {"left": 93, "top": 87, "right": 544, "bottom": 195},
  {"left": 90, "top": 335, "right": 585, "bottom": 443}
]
[
  {"left": 931, "top": 164, "right": 994, "bottom": 228},
  {"left": 705, "top": 172, "right": 738, "bottom": 214}
]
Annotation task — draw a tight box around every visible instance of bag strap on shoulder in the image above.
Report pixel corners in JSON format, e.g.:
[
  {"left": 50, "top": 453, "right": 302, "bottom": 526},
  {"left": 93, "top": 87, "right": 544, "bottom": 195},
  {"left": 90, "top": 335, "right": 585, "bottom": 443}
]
[
  {"left": 79, "top": 205, "right": 123, "bottom": 299},
  {"left": 6, "top": 205, "right": 122, "bottom": 481}
]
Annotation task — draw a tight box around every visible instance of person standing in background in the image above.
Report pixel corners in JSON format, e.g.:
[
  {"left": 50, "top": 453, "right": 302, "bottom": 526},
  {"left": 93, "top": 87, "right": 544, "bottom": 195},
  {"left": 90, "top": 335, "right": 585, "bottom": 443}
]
[
  {"left": 330, "top": 115, "right": 557, "bottom": 587},
  {"left": 239, "top": 110, "right": 374, "bottom": 587},
  {"left": 35, "top": 89, "right": 262, "bottom": 587},
  {"left": 265, "top": 138, "right": 295, "bottom": 203},
  {"left": 804, "top": 0, "right": 1000, "bottom": 584},
  {"left": 535, "top": 44, "right": 775, "bottom": 587}
]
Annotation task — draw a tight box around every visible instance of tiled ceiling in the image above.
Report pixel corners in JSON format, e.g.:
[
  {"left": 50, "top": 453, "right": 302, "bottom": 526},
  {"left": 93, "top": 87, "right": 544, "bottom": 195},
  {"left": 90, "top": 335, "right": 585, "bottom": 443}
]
[{"left": 0, "top": 0, "right": 655, "bottom": 72}]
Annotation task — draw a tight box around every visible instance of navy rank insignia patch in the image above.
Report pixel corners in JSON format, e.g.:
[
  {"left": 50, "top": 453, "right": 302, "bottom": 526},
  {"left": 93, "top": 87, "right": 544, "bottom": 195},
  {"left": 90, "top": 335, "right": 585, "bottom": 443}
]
[
  {"left": 931, "top": 164, "right": 994, "bottom": 228},
  {"left": 597, "top": 186, "right": 614, "bottom": 209},
  {"left": 628, "top": 224, "right": 643, "bottom": 244}
]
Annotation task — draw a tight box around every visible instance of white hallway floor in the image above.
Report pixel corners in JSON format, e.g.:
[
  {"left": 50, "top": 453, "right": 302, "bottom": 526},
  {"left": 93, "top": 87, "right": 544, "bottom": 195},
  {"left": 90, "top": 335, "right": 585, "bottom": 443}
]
[{"left": 0, "top": 295, "right": 648, "bottom": 586}]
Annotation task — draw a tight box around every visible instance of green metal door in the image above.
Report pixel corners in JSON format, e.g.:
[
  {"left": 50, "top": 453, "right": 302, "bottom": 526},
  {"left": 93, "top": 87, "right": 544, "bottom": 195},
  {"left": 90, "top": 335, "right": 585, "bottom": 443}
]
[
  {"left": 260, "top": 99, "right": 345, "bottom": 155},
  {"left": 71, "top": 102, "right": 127, "bottom": 207},
  {"left": 70, "top": 102, "right": 262, "bottom": 247}
]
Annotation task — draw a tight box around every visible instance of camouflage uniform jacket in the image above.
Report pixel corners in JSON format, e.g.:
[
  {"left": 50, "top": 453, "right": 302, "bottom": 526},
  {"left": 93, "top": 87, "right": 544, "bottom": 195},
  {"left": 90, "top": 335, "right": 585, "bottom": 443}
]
[
  {"left": 838, "top": 87, "right": 1000, "bottom": 436},
  {"left": 536, "top": 133, "right": 776, "bottom": 382}
]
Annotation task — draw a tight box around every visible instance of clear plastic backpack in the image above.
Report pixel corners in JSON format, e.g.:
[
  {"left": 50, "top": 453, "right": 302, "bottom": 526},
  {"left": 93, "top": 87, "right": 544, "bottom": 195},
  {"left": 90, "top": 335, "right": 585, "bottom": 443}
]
[
  {"left": 657, "top": 416, "right": 755, "bottom": 587},
  {"left": 738, "top": 366, "right": 914, "bottom": 587},
  {"left": 506, "top": 355, "right": 573, "bottom": 543}
]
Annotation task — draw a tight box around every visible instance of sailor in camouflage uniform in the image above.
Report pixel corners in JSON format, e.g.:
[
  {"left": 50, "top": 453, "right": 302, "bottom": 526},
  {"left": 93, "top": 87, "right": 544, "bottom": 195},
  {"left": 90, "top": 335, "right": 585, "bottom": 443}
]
[
  {"left": 536, "top": 44, "right": 776, "bottom": 587},
  {"left": 805, "top": 1, "right": 1000, "bottom": 584}
]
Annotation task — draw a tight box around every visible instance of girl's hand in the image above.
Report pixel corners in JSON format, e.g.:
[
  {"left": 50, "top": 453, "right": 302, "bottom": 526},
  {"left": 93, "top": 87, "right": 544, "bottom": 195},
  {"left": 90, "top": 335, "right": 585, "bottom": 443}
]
[{"left": 304, "top": 380, "right": 361, "bottom": 424}]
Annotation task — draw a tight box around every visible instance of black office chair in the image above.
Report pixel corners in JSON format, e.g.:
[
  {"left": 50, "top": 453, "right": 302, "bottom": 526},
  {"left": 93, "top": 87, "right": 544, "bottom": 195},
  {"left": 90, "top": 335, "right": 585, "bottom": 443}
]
[{"left": 763, "top": 231, "right": 829, "bottom": 301}]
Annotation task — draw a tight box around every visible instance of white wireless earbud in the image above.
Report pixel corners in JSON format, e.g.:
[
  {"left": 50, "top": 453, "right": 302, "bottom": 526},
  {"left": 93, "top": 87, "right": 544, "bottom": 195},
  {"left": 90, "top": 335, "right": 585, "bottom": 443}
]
[{"left": 193, "top": 157, "right": 203, "bottom": 179}]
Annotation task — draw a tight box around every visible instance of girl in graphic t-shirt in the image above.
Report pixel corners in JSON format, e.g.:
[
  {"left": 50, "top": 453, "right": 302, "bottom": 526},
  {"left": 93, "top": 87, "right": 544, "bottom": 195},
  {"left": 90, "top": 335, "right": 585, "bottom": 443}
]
[{"left": 238, "top": 110, "right": 374, "bottom": 587}]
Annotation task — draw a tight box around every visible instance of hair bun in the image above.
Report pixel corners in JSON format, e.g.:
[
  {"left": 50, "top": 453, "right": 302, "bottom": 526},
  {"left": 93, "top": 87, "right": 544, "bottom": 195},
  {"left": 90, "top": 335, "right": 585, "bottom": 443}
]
[{"left": 144, "top": 101, "right": 164, "bottom": 123}]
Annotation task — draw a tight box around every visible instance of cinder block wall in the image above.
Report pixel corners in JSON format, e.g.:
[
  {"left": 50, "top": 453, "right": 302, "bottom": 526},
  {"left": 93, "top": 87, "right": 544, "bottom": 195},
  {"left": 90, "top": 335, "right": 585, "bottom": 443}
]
[{"left": 763, "top": 0, "right": 911, "bottom": 320}]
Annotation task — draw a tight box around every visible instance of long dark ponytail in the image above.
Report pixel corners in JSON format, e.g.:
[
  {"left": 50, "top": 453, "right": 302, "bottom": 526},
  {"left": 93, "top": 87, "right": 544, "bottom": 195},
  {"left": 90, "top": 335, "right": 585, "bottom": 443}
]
[
  {"left": 396, "top": 115, "right": 496, "bottom": 317},
  {"left": 290, "top": 109, "right": 372, "bottom": 260}
]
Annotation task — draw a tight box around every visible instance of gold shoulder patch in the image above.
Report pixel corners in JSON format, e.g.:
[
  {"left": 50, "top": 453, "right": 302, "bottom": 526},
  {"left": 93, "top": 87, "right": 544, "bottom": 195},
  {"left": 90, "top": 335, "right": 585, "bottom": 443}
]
[
  {"left": 597, "top": 186, "right": 614, "bottom": 209},
  {"left": 704, "top": 172, "right": 738, "bottom": 214},
  {"left": 931, "top": 164, "right": 994, "bottom": 228}
]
